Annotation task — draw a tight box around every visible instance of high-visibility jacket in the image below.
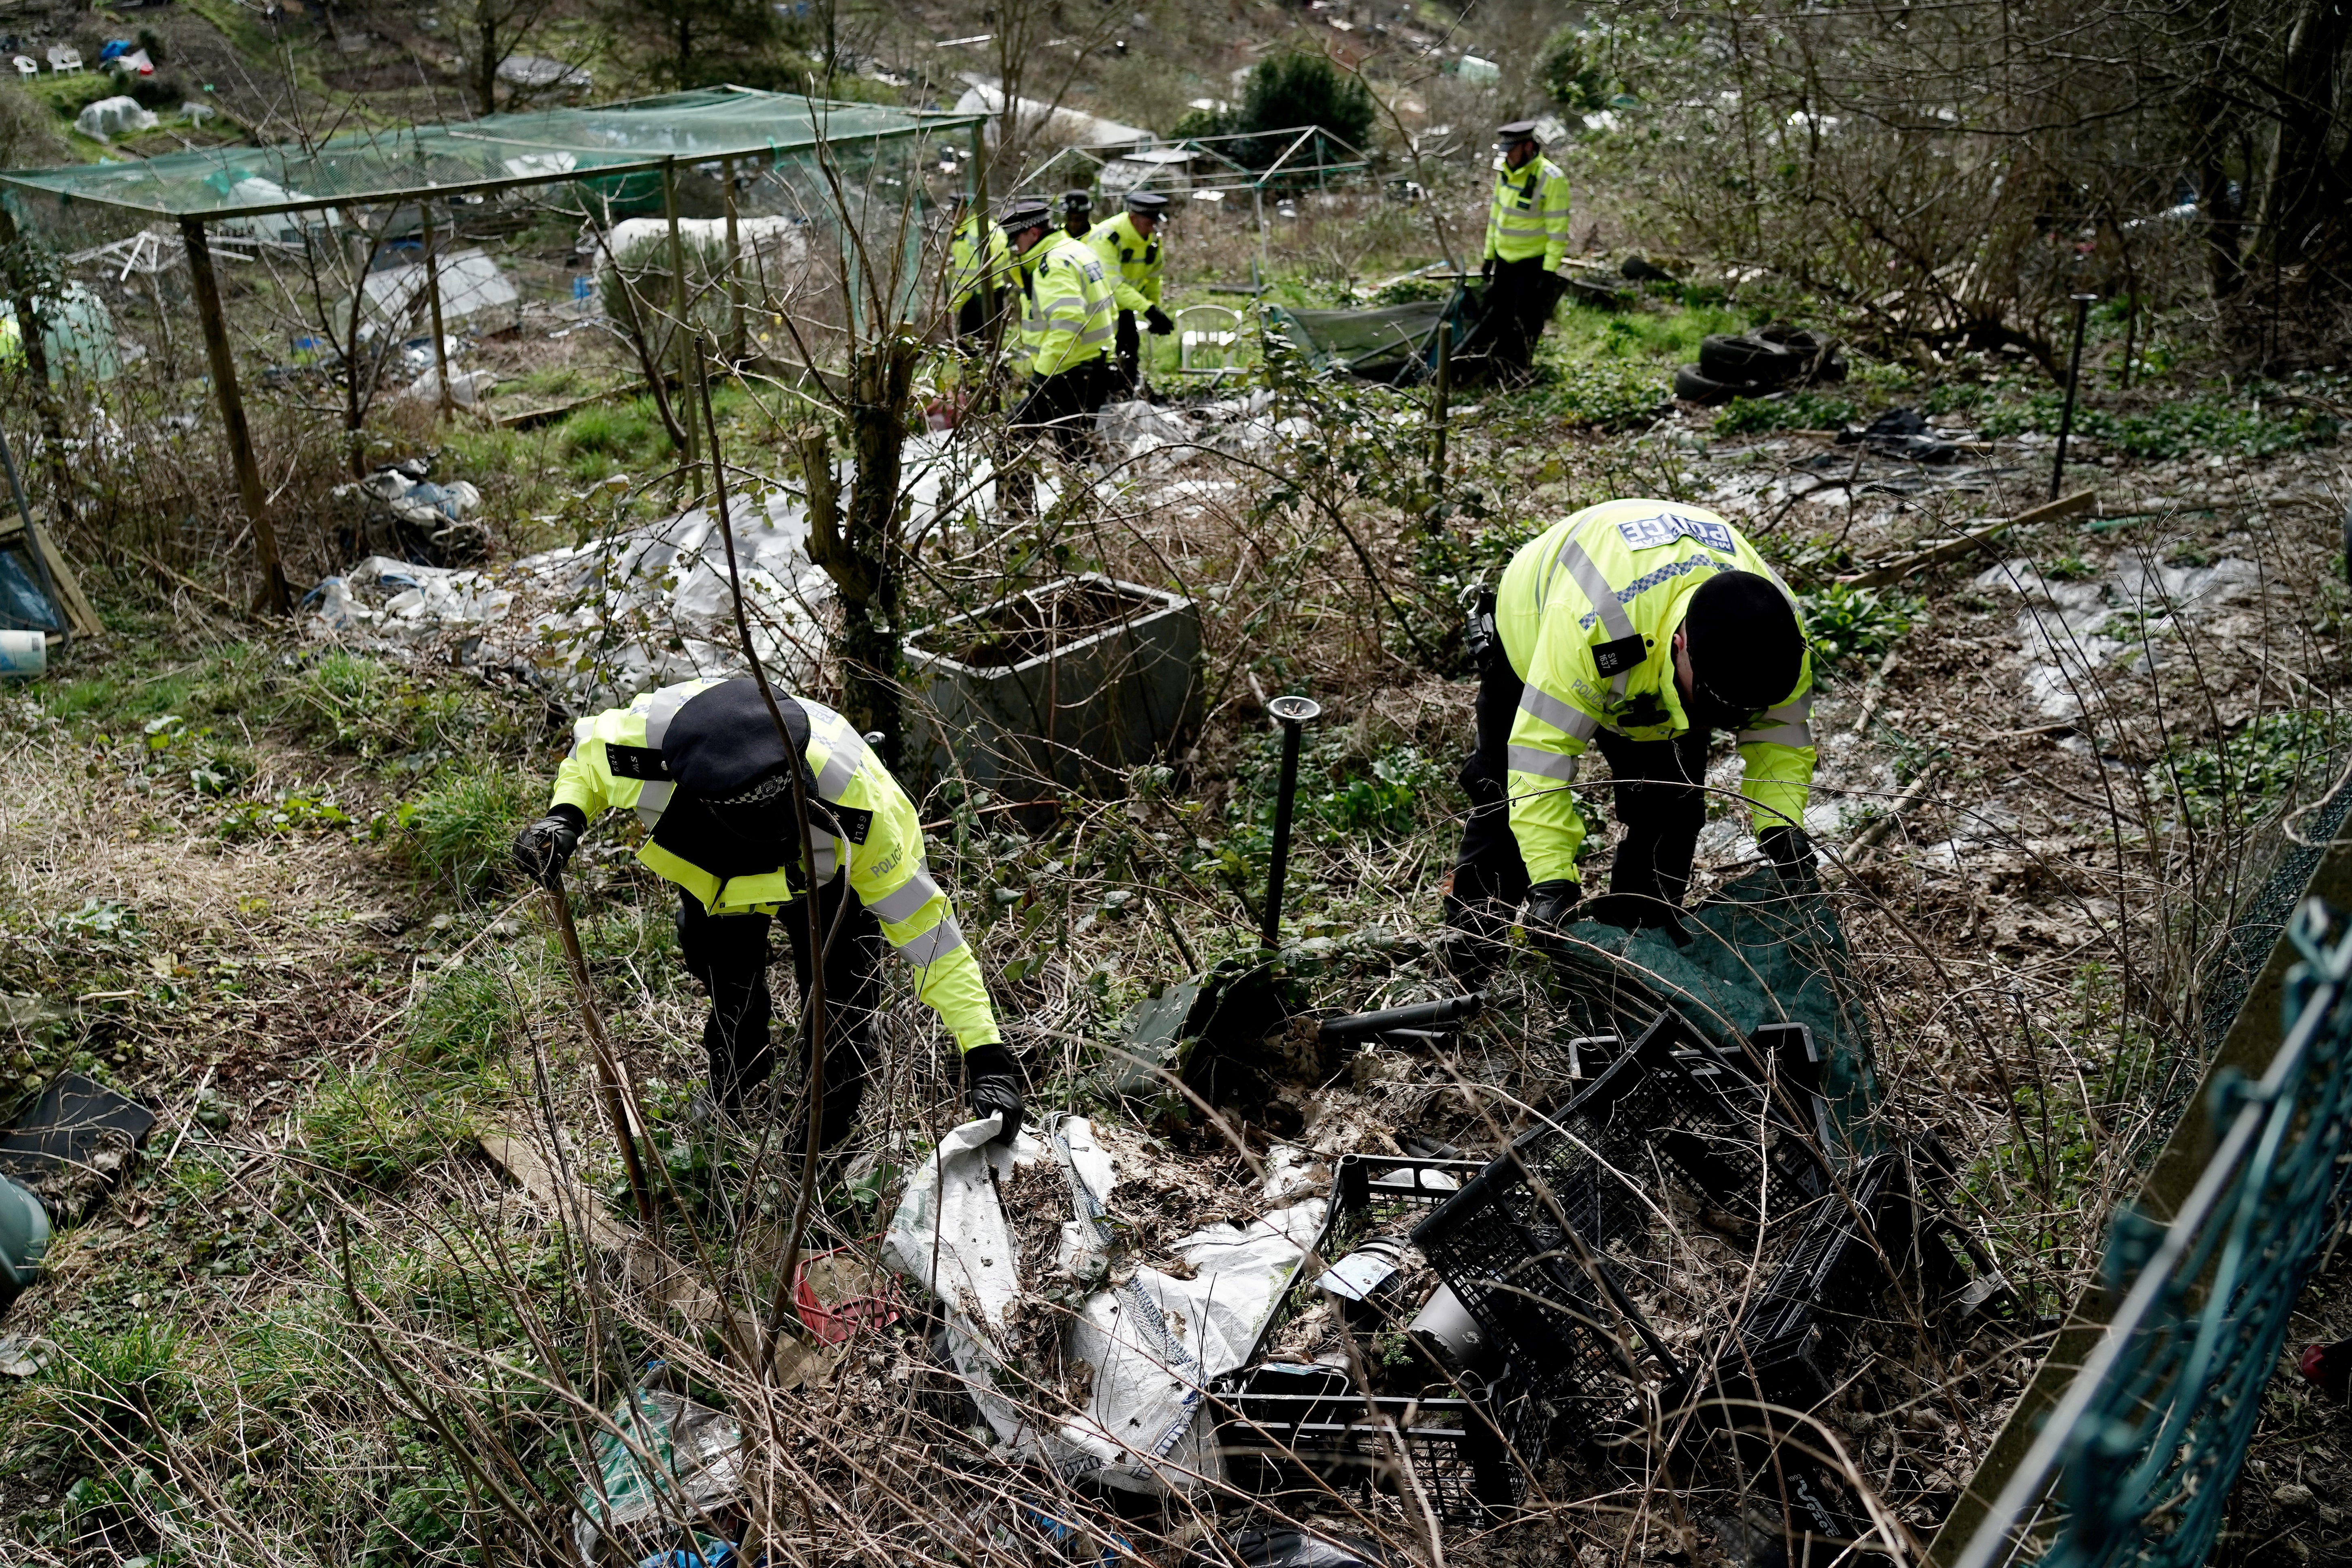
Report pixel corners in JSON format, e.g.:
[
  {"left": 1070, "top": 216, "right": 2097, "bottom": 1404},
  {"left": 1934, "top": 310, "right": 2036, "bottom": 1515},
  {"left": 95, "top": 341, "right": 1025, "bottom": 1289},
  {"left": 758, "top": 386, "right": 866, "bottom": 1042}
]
[
  {"left": 1496, "top": 499, "right": 1814, "bottom": 885},
  {"left": 550, "top": 680, "right": 1000, "bottom": 1052},
  {"left": 1084, "top": 212, "right": 1162, "bottom": 314},
  {"left": 1018, "top": 229, "right": 1115, "bottom": 376},
  {"left": 948, "top": 212, "right": 1014, "bottom": 312},
  {"left": 1483, "top": 154, "right": 1571, "bottom": 271}
]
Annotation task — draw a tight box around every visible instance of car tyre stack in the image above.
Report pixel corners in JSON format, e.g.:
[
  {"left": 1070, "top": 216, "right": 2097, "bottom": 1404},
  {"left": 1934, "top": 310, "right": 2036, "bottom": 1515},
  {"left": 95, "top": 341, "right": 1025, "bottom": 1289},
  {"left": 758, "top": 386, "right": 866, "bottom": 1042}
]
[{"left": 1674, "top": 325, "right": 1848, "bottom": 405}]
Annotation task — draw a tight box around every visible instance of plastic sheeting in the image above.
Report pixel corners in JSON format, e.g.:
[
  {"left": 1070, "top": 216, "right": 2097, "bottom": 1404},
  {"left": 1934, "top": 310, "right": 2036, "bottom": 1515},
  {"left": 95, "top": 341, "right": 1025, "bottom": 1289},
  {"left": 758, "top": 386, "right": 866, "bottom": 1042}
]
[
  {"left": 1547, "top": 866, "right": 1882, "bottom": 1144},
  {"left": 882, "top": 1112, "right": 1323, "bottom": 1494}
]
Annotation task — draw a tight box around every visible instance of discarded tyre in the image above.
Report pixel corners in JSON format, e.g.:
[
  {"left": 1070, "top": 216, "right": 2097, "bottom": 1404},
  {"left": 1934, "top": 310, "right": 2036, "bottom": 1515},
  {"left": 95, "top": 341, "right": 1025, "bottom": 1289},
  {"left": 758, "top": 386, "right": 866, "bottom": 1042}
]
[
  {"left": 1699, "top": 333, "right": 1804, "bottom": 386},
  {"left": 1674, "top": 364, "right": 1749, "bottom": 404}
]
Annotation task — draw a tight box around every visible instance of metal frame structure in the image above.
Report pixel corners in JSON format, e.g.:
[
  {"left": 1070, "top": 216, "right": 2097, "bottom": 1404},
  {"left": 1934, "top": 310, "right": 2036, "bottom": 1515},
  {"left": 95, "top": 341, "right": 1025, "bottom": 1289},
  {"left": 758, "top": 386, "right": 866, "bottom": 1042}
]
[{"left": 0, "top": 87, "right": 983, "bottom": 611}]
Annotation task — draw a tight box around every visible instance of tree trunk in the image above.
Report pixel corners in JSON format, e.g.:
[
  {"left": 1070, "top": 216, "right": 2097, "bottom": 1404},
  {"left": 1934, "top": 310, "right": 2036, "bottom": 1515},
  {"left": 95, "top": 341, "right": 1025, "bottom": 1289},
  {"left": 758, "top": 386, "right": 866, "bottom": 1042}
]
[
  {"left": 477, "top": 5, "right": 499, "bottom": 116},
  {"left": 801, "top": 333, "right": 920, "bottom": 771}
]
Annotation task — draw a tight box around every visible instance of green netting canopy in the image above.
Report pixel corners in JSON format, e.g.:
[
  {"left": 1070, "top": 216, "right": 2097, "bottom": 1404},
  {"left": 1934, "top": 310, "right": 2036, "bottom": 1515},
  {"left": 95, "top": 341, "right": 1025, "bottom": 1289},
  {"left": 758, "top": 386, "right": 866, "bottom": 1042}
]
[{"left": 0, "top": 88, "right": 981, "bottom": 221}]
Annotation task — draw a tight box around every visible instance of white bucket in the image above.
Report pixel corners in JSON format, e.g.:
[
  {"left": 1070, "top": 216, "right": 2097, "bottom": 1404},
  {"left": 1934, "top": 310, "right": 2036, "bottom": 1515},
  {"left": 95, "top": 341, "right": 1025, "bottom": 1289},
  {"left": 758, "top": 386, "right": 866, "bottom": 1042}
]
[{"left": 0, "top": 630, "right": 46, "bottom": 677}]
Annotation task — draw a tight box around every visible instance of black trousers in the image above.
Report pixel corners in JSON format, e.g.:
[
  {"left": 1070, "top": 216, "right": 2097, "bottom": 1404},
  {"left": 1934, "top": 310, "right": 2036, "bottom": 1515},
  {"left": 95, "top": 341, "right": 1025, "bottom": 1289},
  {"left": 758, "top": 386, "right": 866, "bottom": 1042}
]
[
  {"left": 1109, "top": 310, "right": 1140, "bottom": 398},
  {"left": 1477, "top": 256, "right": 1560, "bottom": 381},
  {"left": 1009, "top": 357, "right": 1106, "bottom": 460},
  {"left": 1448, "top": 650, "right": 1717, "bottom": 936},
  {"left": 676, "top": 877, "right": 886, "bottom": 1147}
]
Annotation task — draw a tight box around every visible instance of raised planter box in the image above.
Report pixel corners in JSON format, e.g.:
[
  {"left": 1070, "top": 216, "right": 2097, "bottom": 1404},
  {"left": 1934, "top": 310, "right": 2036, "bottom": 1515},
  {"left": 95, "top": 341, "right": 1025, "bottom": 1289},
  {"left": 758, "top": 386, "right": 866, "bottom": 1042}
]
[{"left": 904, "top": 573, "right": 1202, "bottom": 796}]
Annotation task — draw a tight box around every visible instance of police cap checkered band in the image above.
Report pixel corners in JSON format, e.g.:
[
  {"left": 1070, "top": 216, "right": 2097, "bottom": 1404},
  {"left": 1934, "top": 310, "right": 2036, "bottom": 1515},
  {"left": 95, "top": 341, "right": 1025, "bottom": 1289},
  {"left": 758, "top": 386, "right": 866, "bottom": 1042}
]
[
  {"left": 1061, "top": 189, "right": 1094, "bottom": 211},
  {"left": 1124, "top": 190, "right": 1169, "bottom": 214},
  {"left": 711, "top": 771, "right": 792, "bottom": 807},
  {"left": 1497, "top": 119, "right": 1539, "bottom": 142},
  {"left": 998, "top": 197, "right": 1053, "bottom": 231}
]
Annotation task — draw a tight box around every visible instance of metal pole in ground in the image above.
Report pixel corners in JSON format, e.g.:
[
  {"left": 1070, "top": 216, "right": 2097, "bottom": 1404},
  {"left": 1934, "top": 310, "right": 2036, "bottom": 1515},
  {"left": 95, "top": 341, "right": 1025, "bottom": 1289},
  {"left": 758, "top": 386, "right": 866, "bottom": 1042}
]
[
  {"left": 1260, "top": 695, "right": 1320, "bottom": 951},
  {"left": 2050, "top": 292, "right": 2096, "bottom": 501}
]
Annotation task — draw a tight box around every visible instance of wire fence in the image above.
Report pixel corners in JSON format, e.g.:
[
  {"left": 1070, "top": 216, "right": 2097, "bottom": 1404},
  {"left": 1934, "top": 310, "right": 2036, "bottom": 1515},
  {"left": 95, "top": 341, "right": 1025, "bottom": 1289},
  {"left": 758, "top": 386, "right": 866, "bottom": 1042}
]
[{"left": 1954, "top": 891, "right": 2352, "bottom": 1568}]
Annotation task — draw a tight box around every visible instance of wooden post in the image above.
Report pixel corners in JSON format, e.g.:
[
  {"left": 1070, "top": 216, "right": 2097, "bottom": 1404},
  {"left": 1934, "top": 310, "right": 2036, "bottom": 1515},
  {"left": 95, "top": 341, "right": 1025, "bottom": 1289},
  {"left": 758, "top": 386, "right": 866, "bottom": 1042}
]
[
  {"left": 661, "top": 158, "right": 698, "bottom": 465},
  {"left": 181, "top": 217, "right": 289, "bottom": 614},
  {"left": 421, "top": 201, "right": 453, "bottom": 421},
  {"left": 722, "top": 156, "right": 744, "bottom": 362}
]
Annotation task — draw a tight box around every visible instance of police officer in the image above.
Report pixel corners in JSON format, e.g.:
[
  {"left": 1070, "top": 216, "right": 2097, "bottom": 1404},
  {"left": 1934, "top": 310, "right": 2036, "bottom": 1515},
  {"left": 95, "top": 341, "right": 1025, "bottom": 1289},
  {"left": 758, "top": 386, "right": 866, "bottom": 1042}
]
[
  {"left": 513, "top": 678, "right": 1023, "bottom": 1147},
  {"left": 1001, "top": 196, "right": 1115, "bottom": 459},
  {"left": 946, "top": 191, "right": 1014, "bottom": 351},
  {"left": 1086, "top": 190, "right": 1175, "bottom": 398},
  {"left": 1476, "top": 119, "right": 1573, "bottom": 383},
  {"left": 1059, "top": 189, "right": 1094, "bottom": 240},
  {"left": 1442, "top": 499, "right": 1817, "bottom": 984}
]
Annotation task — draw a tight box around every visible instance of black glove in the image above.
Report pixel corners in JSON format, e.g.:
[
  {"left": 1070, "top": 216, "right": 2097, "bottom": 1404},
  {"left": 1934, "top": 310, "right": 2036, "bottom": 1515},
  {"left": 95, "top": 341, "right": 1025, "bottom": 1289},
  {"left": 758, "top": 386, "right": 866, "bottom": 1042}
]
[
  {"left": 1760, "top": 826, "right": 1820, "bottom": 896},
  {"left": 512, "top": 805, "right": 585, "bottom": 888},
  {"left": 1143, "top": 305, "right": 1174, "bottom": 336},
  {"left": 962, "top": 1042, "right": 1025, "bottom": 1144},
  {"left": 1586, "top": 891, "right": 1684, "bottom": 933},
  {"left": 1480, "top": 255, "right": 1495, "bottom": 282},
  {"left": 1521, "top": 879, "right": 1582, "bottom": 957}
]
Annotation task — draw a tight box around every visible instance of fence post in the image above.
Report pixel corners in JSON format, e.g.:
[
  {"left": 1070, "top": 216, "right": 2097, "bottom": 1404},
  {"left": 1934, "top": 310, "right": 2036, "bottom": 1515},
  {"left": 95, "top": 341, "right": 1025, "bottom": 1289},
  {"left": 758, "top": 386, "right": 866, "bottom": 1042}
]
[
  {"left": 180, "top": 216, "right": 288, "bottom": 614},
  {"left": 1428, "top": 319, "right": 1451, "bottom": 503},
  {"left": 421, "top": 201, "right": 453, "bottom": 421},
  {"left": 662, "top": 156, "right": 699, "bottom": 466}
]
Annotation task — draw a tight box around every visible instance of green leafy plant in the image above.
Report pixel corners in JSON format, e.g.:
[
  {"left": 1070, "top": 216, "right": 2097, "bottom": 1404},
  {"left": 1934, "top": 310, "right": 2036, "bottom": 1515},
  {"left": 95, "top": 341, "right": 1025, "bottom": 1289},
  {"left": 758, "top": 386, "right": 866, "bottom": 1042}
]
[
  {"left": 2147, "top": 710, "right": 2352, "bottom": 828},
  {"left": 1537, "top": 25, "right": 1615, "bottom": 113},
  {"left": 1799, "top": 582, "right": 1919, "bottom": 669},
  {"left": 1714, "top": 391, "right": 1861, "bottom": 435}
]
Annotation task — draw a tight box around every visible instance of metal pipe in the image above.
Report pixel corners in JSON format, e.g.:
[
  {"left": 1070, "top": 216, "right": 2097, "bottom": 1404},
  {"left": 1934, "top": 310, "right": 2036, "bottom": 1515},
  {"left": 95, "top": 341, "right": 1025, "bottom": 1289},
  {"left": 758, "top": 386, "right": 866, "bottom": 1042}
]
[
  {"left": 2050, "top": 292, "right": 2096, "bottom": 501},
  {"left": 1318, "top": 992, "right": 1482, "bottom": 1042},
  {"left": 1428, "top": 318, "right": 1451, "bottom": 501},
  {"left": 1260, "top": 695, "right": 1320, "bottom": 950}
]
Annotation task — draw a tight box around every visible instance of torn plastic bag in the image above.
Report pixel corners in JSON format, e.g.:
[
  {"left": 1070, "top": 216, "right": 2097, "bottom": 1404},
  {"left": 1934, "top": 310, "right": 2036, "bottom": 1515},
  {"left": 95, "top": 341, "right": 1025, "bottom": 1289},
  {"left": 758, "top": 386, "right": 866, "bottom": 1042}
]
[
  {"left": 1192, "top": 1526, "right": 1411, "bottom": 1568},
  {"left": 881, "top": 1112, "right": 1323, "bottom": 1494},
  {"left": 571, "top": 1376, "right": 745, "bottom": 1567},
  {"left": 1547, "top": 866, "right": 1881, "bottom": 1145},
  {"left": 879, "top": 1112, "right": 1040, "bottom": 1444}
]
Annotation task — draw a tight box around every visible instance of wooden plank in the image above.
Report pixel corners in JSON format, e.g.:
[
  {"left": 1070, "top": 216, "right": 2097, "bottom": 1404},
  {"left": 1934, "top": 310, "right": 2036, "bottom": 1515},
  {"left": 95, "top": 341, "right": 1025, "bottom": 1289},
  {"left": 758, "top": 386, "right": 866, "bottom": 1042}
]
[
  {"left": 1838, "top": 490, "right": 2095, "bottom": 590},
  {"left": 490, "top": 379, "right": 647, "bottom": 431},
  {"left": 181, "top": 217, "right": 288, "bottom": 614},
  {"left": 479, "top": 1128, "right": 838, "bottom": 1385}
]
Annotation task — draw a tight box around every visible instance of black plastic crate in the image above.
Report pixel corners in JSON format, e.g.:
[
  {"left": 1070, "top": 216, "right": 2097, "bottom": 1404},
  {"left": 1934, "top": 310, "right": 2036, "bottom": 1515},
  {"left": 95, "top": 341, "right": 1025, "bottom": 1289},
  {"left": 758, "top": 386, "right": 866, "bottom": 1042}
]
[
  {"left": 1212, "top": 1363, "right": 1547, "bottom": 1524},
  {"left": 1714, "top": 1151, "right": 1916, "bottom": 1417},
  {"left": 1233, "top": 1153, "right": 1487, "bottom": 1371}
]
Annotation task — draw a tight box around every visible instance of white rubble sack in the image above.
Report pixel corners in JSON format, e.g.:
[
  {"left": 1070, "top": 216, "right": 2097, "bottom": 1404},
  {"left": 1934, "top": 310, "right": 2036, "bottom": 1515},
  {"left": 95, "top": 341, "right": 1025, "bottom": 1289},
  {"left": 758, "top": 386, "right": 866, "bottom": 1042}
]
[
  {"left": 76, "top": 96, "right": 157, "bottom": 141},
  {"left": 882, "top": 1112, "right": 1322, "bottom": 1495}
]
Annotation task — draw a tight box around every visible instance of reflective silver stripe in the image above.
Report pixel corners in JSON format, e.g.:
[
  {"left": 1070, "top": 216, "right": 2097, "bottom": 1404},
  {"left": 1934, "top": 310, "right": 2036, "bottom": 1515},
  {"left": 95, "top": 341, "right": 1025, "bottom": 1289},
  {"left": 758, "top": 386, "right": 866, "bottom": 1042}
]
[
  {"left": 1079, "top": 322, "right": 1113, "bottom": 344},
  {"left": 892, "top": 916, "right": 967, "bottom": 965},
  {"left": 811, "top": 836, "right": 840, "bottom": 883},
  {"left": 1518, "top": 685, "right": 1598, "bottom": 741},
  {"left": 642, "top": 685, "right": 696, "bottom": 749},
  {"left": 1507, "top": 744, "right": 1581, "bottom": 781},
  {"left": 816, "top": 745, "right": 858, "bottom": 800},
  {"left": 1556, "top": 533, "right": 1638, "bottom": 699},
  {"left": 870, "top": 870, "right": 942, "bottom": 925},
  {"left": 636, "top": 779, "right": 675, "bottom": 827},
  {"left": 1556, "top": 536, "right": 1635, "bottom": 642},
  {"left": 1738, "top": 694, "right": 1815, "bottom": 749}
]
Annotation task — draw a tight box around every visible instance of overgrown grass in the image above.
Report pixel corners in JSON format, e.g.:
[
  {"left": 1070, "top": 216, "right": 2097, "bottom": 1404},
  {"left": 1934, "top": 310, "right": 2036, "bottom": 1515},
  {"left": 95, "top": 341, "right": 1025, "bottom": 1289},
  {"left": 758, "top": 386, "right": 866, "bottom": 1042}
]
[
  {"left": 2147, "top": 709, "right": 2352, "bottom": 828},
  {"left": 395, "top": 764, "right": 541, "bottom": 897},
  {"left": 1715, "top": 389, "right": 1864, "bottom": 434}
]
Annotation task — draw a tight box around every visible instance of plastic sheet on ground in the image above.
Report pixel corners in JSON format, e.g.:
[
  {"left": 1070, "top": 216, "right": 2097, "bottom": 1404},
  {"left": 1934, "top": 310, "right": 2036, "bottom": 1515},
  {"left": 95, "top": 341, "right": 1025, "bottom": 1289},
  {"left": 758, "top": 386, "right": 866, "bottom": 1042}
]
[
  {"left": 305, "top": 432, "right": 1027, "bottom": 709},
  {"left": 1547, "top": 865, "right": 1881, "bottom": 1143},
  {"left": 306, "top": 484, "right": 829, "bottom": 706},
  {"left": 571, "top": 1381, "right": 745, "bottom": 1566},
  {"left": 882, "top": 1112, "right": 1323, "bottom": 1495},
  {"left": 1974, "top": 550, "right": 2263, "bottom": 720}
]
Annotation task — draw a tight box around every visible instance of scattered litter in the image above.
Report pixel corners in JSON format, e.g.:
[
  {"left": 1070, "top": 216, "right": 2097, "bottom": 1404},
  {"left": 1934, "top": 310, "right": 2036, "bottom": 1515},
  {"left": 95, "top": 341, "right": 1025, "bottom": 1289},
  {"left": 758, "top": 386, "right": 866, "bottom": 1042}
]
[
  {"left": 398, "top": 364, "right": 501, "bottom": 409},
  {"left": 1836, "top": 405, "right": 1958, "bottom": 463},
  {"left": 1975, "top": 550, "right": 2264, "bottom": 719},
  {"left": 882, "top": 1112, "right": 1324, "bottom": 1495},
  {"left": 361, "top": 246, "right": 520, "bottom": 330},
  {"left": 0, "top": 1071, "right": 157, "bottom": 1225},
  {"left": 0, "top": 1331, "right": 56, "bottom": 1375},
  {"left": 1192, "top": 1527, "right": 1408, "bottom": 1568},
  {"left": 571, "top": 1370, "right": 745, "bottom": 1568}
]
